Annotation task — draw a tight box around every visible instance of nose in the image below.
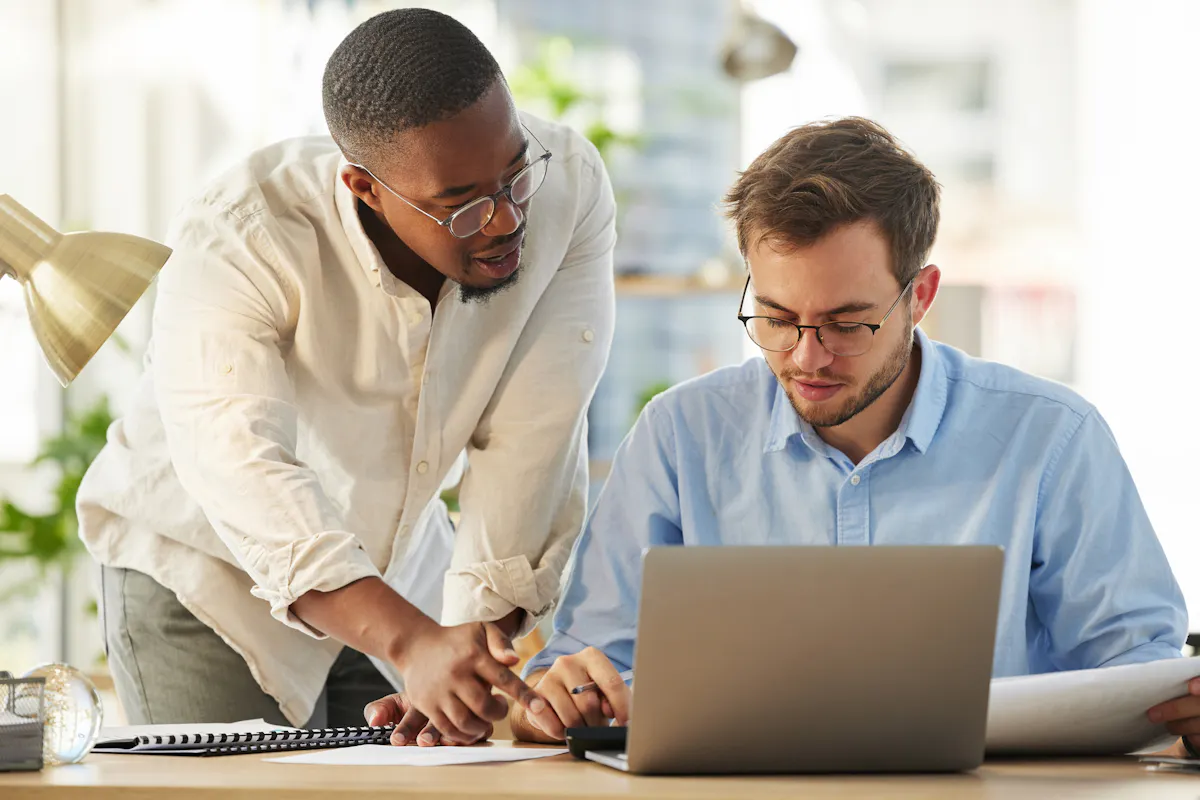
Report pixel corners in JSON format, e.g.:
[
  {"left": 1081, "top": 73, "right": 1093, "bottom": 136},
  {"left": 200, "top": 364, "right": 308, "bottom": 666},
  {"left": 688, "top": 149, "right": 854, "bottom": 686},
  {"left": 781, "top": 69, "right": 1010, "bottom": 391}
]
[
  {"left": 791, "top": 327, "right": 835, "bottom": 374},
  {"left": 482, "top": 195, "right": 522, "bottom": 237}
]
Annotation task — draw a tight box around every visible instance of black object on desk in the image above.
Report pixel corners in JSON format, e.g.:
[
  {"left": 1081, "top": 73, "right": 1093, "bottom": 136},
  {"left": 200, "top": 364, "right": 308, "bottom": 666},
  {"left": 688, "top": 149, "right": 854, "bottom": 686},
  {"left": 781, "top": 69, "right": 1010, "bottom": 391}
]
[{"left": 565, "top": 726, "right": 628, "bottom": 759}]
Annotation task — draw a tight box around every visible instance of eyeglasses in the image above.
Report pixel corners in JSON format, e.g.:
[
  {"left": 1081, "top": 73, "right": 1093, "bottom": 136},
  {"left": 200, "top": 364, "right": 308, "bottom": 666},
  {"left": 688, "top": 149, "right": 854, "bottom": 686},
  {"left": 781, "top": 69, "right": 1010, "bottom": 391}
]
[
  {"left": 350, "top": 126, "right": 553, "bottom": 239},
  {"left": 737, "top": 275, "right": 914, "bottom": 357}
]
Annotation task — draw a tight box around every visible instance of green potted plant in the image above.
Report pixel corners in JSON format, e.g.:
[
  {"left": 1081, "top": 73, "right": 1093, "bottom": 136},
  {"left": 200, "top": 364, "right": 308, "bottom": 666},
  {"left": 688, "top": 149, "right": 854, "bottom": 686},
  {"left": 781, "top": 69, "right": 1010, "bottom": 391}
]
[{"left": 0, "top": 397, "right": 114, "bottom": 603}]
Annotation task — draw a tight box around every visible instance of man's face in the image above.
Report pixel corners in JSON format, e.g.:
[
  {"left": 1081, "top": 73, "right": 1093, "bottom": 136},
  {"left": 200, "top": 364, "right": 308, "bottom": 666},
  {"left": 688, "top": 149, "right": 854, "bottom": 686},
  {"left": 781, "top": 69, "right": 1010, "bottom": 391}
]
[
  {"left": 346, "top": 82, "right": 534, "bottom": 301},
  {"left": 745, "top": 220, "right": 930, "bottom": 428}
]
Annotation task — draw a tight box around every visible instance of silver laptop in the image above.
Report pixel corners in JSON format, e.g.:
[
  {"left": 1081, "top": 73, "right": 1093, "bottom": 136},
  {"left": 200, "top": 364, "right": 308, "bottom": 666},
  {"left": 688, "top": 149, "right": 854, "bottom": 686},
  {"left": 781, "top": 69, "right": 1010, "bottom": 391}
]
[{"left": 586, "top": 545, "right": 1003, "bottom": 774}]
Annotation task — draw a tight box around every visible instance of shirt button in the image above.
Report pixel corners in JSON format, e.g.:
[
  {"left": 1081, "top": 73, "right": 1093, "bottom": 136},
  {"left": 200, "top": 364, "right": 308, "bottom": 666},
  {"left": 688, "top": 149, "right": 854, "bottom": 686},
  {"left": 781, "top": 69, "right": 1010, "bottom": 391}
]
[
  {"left": 582, "top": 328, "right": 595, "bottom": 343},
  {"left": 416, "top": 461, "right": 429, "bottom": 475},
  {"left": 850, "top": 474, "right": 861, "bottom": 486}
]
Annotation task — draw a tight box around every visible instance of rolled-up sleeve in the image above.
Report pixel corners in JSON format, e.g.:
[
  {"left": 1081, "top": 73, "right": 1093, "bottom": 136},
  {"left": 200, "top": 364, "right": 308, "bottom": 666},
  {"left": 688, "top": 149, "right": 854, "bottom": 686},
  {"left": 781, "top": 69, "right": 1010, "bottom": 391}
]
[
  {"left": 1031, "top": 408, "right": 1187, "bottom": 669},
  {"left": 441, "top": 143, "right": 617, "bottom": 630},
  {"left": 152, "top": 204, "right": 380, "bottom": 635}
]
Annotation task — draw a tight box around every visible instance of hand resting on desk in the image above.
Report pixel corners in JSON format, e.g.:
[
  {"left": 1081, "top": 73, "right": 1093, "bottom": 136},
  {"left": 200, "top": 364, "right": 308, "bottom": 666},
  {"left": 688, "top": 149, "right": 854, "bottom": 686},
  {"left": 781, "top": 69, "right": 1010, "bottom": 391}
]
[
  {"left": 360, "top": 616, "right": 554, "bottom": 747},
  {"left": 363, "top": 692, "right": 492, "bottom": 747},
  {"left": 509, "top": 647, "right": 632, "bottom": 743},
  {"left": 1147, "top": 675, "right": 1200, "bottom": 758}
]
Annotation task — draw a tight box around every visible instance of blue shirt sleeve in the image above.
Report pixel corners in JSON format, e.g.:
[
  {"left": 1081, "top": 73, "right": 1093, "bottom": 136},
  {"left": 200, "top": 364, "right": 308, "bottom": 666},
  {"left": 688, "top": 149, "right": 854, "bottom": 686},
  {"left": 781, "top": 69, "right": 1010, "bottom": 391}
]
[
  {"left": 1030, "top": 408, "right": 1187, "bottom": 670},
  {"left": 523, "top": 399, "right": 684, "bottom": 677}
]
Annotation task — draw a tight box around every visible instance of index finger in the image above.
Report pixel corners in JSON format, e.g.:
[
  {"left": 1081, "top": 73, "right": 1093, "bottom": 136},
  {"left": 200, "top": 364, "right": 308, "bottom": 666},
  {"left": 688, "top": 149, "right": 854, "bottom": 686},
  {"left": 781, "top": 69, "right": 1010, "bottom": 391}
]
[
  {"left": 391, "top": 706, "right": 428, "bottom": 746},
  {"left": 475, "top": 657, "right": 547, "bottom": 715},
  {"left": 1149, "top": 694, "right": 1200, "bottom": 723},
  {"left": 581, "top": 655, "right": 633, "bottom": 725}
]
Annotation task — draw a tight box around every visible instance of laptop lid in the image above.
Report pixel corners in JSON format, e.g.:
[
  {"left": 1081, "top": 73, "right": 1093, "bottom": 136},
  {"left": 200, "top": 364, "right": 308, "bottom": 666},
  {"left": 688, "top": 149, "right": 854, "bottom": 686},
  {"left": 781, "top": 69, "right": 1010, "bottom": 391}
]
[{"left": 624, "top": 545, "right": 1003, "bottom": 774}]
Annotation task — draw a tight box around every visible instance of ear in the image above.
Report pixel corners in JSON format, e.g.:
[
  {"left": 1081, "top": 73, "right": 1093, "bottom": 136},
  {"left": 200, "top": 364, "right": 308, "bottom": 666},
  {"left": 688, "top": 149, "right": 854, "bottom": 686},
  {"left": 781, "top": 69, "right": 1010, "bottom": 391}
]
[
  {"left": 909, "top": 264, "right": 941, "bottom": 327},
  {"left": 342, "top": 166, "right": 386, "bottom": 214}
]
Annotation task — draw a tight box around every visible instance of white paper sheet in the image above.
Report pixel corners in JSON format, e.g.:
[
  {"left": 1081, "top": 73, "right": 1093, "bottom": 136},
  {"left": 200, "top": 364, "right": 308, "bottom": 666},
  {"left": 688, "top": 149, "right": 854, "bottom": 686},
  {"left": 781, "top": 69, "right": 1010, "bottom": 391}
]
[
  {"left": 98, "top": 718, "right": 296, "bottom": 743},
  {"left": 267, "top": 743, "right": 568, "bottom": 766},
  {"left": 986, "top": 657, "right": 1200, "bottom": 755}
]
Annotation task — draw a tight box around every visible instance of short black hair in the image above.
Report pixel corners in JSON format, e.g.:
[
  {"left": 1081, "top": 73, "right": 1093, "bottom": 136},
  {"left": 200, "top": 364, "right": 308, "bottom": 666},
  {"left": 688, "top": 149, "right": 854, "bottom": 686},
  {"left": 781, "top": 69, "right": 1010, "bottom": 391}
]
[{"left": 322, "top": 8, "right": 503, "bottom": 164}]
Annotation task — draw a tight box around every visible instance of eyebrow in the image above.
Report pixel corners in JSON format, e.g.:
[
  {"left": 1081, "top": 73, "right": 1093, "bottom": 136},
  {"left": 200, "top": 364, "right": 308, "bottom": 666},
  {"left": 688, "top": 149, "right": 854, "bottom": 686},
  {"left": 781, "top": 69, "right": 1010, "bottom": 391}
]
[
  {"left": 752, "top": 293, "right": 877, "bottom": 319},
  {"left": 432, "top": 139, "right": 531, "bottom": 200}
]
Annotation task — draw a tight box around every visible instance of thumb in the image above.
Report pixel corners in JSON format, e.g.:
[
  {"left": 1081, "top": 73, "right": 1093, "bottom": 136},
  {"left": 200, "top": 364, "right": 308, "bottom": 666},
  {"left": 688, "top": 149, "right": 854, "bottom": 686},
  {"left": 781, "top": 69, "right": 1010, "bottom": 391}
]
[
  {"left": 363, "top": 693, "right": 408, "bottom": 726},
  {"left": 484, "top": 623, "right": 519, "bottom": 665}
]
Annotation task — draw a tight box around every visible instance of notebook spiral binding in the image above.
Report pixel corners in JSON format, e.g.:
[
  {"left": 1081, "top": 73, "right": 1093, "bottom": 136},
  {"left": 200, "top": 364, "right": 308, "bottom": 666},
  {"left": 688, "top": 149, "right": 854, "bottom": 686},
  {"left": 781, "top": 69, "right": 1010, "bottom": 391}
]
[{"left": 117, "top": 725, "right": 395, "bottom": 756}]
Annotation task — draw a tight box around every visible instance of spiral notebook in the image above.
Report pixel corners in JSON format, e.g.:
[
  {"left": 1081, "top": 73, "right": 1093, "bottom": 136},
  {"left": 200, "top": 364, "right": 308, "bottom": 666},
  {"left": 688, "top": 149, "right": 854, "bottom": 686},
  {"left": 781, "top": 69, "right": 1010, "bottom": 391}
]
[{"left": 93, "top": 720, "right": 394, "bottom": 757}]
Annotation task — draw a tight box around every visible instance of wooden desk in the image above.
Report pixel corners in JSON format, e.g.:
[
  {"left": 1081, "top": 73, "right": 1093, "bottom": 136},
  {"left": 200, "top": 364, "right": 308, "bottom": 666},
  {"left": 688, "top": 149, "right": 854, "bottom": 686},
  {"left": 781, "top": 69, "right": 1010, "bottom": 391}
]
[{"left": 2, "top": 745, "right": 1197, "bottom": 800}]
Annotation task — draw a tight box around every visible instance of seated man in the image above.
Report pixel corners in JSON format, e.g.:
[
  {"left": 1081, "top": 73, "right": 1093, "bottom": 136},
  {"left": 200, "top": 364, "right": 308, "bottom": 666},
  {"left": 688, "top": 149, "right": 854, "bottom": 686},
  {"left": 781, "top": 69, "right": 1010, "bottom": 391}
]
[{"left": 496, "top": 117, "right": 1198, "bottom": 753}]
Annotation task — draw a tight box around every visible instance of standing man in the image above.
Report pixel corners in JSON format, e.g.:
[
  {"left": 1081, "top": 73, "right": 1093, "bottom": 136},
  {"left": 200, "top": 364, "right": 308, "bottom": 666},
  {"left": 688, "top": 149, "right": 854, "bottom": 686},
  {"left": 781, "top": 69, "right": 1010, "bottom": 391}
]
[{"left": 78, "top": 8, "right": 614, "bottom": 746}]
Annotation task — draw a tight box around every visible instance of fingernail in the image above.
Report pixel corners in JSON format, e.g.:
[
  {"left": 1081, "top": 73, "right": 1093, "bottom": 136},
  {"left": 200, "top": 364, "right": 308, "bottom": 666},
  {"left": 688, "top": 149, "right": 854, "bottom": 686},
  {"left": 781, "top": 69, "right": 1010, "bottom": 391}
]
[
  {"left": 530, "top": 698, "right": 546, "bottom": 713},
  {"left": 419, "top": 733, "right": 435, "bottom": 745},
  {"left": 1191, "top": 679, "right": 1200, "bottom": 694},
  {"left": 1149, "top": 710, "right": 1163, "bottom": 723},
  {"left": 393, "top": 733, "right": 407, "bottom": 745},
  {"left": 505, "top": 649, "right": 518, "bottom": 659}
]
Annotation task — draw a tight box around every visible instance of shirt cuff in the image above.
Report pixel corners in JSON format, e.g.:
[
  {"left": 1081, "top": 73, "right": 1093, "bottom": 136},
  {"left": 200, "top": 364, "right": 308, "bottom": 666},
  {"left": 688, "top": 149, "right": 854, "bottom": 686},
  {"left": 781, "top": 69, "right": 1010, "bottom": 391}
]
[
  {"left": 246, "top": 530, "right": 382, "bottom": 637},
  {"left": 441, "top": 555, "right": 561, "bottom": 636}
]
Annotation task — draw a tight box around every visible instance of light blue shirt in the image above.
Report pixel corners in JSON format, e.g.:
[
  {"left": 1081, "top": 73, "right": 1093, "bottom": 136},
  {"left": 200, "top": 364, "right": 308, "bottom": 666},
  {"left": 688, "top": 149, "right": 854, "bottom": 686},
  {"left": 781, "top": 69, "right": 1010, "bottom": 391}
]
[{"left": 528, "top": 329, "right": 1186, "bottom": 678}]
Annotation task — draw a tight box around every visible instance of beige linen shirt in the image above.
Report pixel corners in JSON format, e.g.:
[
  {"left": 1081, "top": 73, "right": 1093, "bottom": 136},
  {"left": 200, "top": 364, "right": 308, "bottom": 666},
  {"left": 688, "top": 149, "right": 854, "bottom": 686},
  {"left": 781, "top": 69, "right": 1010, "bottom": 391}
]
[{"left": 77, "top": 112, "right": 616, "bottom": 724}]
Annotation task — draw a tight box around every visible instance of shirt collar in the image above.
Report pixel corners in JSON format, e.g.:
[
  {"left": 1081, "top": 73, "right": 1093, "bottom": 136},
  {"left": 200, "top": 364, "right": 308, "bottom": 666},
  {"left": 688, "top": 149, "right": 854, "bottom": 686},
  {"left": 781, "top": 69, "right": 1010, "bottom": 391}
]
[
  {"left": 900, "top": 327, "right": 948, "bottom": 454},
  {"left": 334, "top": 158, "right": 455, "bottom": 305},
  {"left": 764, "top": 374, "right": 806, "bottom": 454},
  {"left": 334, "top": 157, "right": 385, "bottom": 290},
  {"left": 762, "top": 326, "right": 948, "bottom": 456}
]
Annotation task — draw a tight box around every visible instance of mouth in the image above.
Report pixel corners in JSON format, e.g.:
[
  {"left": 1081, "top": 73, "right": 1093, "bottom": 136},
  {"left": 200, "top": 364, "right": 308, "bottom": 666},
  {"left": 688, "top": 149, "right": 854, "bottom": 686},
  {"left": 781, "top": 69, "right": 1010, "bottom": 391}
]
[
  {"left": 472, "top": 235, "right": 523, "bottom": 280},
  {"left": 790, "top": 378, "right": 844, "bottom": 403}
]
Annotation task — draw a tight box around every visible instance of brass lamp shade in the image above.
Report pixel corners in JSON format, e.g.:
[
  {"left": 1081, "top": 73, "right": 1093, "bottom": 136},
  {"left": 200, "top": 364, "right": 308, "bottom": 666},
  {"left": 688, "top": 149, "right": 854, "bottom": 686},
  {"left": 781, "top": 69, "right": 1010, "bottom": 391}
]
[{"left": 0, "top": 195, "right": 171, "bottom": 387}]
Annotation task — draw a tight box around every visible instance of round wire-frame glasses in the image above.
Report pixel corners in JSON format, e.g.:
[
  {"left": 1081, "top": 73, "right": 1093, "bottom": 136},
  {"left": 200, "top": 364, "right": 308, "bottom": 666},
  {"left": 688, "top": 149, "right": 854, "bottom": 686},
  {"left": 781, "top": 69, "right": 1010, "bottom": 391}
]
[{"left": 350, "top": 126, "right": 552, "bottom": 239}]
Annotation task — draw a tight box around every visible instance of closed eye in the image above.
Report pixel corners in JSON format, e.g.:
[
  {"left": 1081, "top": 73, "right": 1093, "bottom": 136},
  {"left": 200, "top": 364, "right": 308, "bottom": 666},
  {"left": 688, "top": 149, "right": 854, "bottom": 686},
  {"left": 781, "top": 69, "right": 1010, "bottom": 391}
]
[
  {"left": 441, "top": 160, "right": 531, "bottom": 212},
  {"left": 828, "top": 322, "right": 866, "bottom": 334}
]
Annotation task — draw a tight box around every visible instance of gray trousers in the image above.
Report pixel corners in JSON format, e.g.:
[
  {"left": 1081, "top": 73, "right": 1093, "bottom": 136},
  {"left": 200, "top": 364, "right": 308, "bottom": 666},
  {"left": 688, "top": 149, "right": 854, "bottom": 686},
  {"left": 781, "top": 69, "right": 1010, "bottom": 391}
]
[{"left": 100, "top": 566, "right": 394, "bottom": 727}]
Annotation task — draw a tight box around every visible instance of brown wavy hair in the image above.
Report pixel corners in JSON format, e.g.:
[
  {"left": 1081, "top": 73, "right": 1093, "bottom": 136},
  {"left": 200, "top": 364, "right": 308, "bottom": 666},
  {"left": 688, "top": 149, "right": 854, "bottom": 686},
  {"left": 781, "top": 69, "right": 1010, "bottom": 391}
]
[{"left": 724, "top": 117, "right": 940, "bottom": 285}]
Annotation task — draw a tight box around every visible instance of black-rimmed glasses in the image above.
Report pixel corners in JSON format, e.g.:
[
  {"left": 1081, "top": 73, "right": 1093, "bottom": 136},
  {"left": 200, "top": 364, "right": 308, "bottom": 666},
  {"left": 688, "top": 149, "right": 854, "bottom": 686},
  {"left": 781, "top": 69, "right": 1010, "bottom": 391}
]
[
  {"left": 350, "top": 126, "right": 552, "bottom": 239},
  {"left": 737, "top": 275, "right": 914, "bottom": 357}
]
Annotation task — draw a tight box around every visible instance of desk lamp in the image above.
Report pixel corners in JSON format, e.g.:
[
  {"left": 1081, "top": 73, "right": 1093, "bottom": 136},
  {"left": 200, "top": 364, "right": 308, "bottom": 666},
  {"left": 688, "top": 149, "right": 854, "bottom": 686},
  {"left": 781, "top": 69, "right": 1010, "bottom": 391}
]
[{"left": 0, "top": 194, "right": 171, "bottom": 386}]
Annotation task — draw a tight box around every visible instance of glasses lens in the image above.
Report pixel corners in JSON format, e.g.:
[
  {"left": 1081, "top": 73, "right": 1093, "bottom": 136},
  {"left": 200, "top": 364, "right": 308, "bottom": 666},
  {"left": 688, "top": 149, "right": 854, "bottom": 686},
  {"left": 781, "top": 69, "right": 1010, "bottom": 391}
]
[
  {"left": 509, "top": 157, "right": 549, "bottom": 205},
  {"left": 818, "top": 323, "right": 874, "bottom": 356},
  {"left": 448, "top": 198, "right": 494, "bottom": 238},
  {"left": 744, "top": 317, "right": 800, "bottom": 352}
]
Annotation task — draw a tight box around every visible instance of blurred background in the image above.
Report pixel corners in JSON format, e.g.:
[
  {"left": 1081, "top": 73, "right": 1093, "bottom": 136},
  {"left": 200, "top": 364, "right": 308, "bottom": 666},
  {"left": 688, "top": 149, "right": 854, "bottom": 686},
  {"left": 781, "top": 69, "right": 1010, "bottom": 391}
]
[{"left": 2, "top": 0, "right": 1198, "bottom": 699}]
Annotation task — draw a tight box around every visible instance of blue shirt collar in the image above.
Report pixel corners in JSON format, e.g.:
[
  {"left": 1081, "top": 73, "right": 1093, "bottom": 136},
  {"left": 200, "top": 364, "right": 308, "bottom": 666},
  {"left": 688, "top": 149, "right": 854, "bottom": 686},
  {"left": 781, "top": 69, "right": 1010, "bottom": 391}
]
[{"left": 763, "top": 327, "right": 948, "bottom": 456}]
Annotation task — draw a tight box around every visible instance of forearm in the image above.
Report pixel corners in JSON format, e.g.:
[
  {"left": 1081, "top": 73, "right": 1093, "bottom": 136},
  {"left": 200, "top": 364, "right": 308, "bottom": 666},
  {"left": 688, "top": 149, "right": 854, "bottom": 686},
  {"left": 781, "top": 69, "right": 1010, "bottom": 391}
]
[
  {"left": 495, "top": 608, "right": 524, "bottom": 638},
  {"left": 290, "top": 576, "right": 436, "bottom": 667}
]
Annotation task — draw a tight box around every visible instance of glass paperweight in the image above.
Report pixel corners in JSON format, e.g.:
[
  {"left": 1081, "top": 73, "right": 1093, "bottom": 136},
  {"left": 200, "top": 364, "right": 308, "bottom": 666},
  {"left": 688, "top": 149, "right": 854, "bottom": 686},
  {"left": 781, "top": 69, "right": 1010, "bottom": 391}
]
[{"left": 20, "top": 663, "right": 104, "bottom": 765}]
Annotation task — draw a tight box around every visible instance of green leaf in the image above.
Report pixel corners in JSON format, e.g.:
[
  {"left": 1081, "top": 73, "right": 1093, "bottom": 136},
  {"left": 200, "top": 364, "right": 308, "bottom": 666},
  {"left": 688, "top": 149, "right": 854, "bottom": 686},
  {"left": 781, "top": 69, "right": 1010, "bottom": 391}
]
[{"left": 0, "top": 395, "right": 114, "bottom": 574}]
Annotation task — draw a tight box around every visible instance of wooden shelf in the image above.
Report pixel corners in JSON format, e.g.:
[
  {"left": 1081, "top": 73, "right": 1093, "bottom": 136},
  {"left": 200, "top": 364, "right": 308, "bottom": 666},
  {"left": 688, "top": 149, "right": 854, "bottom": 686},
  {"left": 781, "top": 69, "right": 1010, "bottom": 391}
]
[{"left": 614, "top": 274, "right": 743, "bottom": 297}]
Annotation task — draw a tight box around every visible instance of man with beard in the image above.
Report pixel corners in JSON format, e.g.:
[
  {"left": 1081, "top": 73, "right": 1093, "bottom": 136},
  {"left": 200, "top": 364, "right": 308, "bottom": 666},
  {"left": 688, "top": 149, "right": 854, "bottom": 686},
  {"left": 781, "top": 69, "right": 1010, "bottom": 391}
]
[
  {"left": 480, "top": 117, "right": 1196, "bottom": 753},
  {"left": 77, "top": 8, "right": 612, "bottom": 746}
]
